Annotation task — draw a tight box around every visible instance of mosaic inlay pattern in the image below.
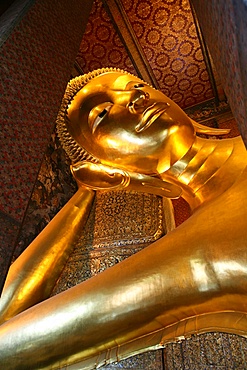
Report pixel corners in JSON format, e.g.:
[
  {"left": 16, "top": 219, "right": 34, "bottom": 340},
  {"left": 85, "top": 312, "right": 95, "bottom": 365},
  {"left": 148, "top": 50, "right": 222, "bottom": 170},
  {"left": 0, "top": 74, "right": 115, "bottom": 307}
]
[
  {"left": 0, "top": 0, "right": 89, "bottom": 294},
  {"left": 102, "top": 349, "right": 163, "bottom": 369},
  {"left": 12, "top": 132, "right": 77, "bottom": 262},
  {"left": 76, "top": 0, "right": 137, "bottom": 75},
  {"left": 121, "top": 0, "right": 214, "bottom": 108},
  {"left": 164, "top": 332, "right": 247, "bottom": 369},
  {"left": 76, "top": 0, "right": 214, "bottom": 109},
  {"left": 0, "top": 211, "right": 20, "bottom": 292},
  {"left": 52, "top": 190, "right": 165, "bottom": 294}
]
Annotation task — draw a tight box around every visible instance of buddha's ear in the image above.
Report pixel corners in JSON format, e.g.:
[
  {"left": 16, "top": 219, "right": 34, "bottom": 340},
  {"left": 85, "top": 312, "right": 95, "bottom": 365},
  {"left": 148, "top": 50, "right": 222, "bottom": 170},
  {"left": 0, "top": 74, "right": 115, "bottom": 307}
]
[
  {"left": 71, "top": 161, "right": 182, "bottom": 199},
  {"left": 71, "top": 161, "right": 130, "bottom": 190},
  {"left": 190, "top": 118, "right": 230, "bottom": 136}
]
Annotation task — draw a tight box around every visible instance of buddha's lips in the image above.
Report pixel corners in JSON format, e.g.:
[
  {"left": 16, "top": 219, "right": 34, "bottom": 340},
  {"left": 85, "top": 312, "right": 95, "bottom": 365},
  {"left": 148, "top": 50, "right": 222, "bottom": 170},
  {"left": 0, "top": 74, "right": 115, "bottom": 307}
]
[{"left": 135, "top": 102, "right": 170, "bottom": 133}]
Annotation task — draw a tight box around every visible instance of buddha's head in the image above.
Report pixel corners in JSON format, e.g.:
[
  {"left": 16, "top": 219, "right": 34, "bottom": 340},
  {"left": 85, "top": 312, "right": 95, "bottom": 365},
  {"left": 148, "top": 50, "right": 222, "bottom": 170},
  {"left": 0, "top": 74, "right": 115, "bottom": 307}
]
[{"left": 57, "top": 68, "right": 224, "bottom": 176}]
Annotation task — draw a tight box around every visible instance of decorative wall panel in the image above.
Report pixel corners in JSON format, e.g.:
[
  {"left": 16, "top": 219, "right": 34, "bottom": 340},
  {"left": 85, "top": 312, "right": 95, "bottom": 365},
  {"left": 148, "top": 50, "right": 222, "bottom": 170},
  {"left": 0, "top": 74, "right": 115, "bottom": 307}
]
[
  {"left": 12, "top": 132, "right": 77, "bottom": 262},
  {"left": 102, "top": 350, "right": 163, "bottom": 370},
  {"left": 163, "top": 332, "right": 247, "bottom": 369},
  {"left": 76, "top": 0, "right": 137, "bottom": 75},
  {"left": 0, "top": 0, "right": 93, "bottom": 291},
  {"left": 0, "top": 211, "right": 20, "bottom": 289},
  {"left": 76, "top": 0, "right": 216, "bottom": 109},
  {"left": 52, "top": 190, "right": 166, "bottom": 294},
  {"left": 0, "top": 0, "right": 91, "bottom": 223},
  {"left": 120, "top": 0, "right": 214, "bottom": 108}
]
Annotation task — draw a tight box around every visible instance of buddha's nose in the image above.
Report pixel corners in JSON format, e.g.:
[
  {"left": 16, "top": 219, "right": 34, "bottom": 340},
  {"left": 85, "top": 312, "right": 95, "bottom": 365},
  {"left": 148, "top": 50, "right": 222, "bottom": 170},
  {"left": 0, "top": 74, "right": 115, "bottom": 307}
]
[{"left": 128, "top": 89, "right": 149, "bottom": 113}]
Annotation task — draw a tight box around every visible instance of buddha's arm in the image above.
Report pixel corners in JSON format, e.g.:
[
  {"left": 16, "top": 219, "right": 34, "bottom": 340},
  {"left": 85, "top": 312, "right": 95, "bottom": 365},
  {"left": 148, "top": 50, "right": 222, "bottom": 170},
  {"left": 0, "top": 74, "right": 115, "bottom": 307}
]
[
  {"left": 0, "top": 175, "right": 247, "bottom": 370},
  {"left": 0, "top": 188, "right": 94, "bottom": 324}
]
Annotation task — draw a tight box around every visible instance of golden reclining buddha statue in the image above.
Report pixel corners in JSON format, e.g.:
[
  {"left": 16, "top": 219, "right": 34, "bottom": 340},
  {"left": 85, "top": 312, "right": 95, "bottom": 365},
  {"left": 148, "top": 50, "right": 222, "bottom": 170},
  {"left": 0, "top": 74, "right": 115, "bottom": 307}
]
[{"left": 0, "top": 68, "right": 247, "bottom": 369}]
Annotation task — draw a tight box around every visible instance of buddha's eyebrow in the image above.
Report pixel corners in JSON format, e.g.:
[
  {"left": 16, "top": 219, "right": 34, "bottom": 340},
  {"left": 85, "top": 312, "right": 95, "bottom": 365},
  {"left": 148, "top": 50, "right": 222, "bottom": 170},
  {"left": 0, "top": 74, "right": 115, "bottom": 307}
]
[
  {"left": 78, "top": 91, "right": 109, "bottom": 109},
  {"left": 112, "top": 75, "right": 138, "bottom": 88}
]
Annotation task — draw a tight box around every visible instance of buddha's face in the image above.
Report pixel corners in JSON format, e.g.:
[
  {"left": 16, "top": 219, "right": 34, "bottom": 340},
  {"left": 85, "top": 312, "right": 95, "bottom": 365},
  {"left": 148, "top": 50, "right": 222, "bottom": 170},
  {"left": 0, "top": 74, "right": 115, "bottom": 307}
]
[{"left": 67, "top": 72, "right": 195, "bottom": 174}]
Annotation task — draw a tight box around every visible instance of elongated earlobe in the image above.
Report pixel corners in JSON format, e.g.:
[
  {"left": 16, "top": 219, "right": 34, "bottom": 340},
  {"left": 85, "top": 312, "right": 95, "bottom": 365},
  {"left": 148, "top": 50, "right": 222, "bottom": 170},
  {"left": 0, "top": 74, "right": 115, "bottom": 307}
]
[
  {"left": 71, "top": 161, "right": 130, "bottom": 190},
  {"left": 71, "top": 161, "right": 182, "bottom": 199}
]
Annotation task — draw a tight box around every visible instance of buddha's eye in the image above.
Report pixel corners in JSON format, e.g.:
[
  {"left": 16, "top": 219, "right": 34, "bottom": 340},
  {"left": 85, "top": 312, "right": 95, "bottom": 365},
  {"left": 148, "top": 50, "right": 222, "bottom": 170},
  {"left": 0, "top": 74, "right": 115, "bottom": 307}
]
[
  {"left": 98, "top": 108, "right": 108, "bottom": 119},
  {"left": 89, "top": 103, "right": 112, "bottom": 133},
  {"left": 133, "top": 83, "right": 145, "bottom": 88},
  {"left": 125, "top": 81, "right": 146, "bottom": 90}
]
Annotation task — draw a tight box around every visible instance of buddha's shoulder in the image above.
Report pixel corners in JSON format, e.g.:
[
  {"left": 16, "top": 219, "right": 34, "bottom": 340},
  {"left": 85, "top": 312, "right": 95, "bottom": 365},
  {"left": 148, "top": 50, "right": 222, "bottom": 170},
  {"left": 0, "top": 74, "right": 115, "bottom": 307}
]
[{"left": 185, "top": 166, "right": 247, "bottom": 236}]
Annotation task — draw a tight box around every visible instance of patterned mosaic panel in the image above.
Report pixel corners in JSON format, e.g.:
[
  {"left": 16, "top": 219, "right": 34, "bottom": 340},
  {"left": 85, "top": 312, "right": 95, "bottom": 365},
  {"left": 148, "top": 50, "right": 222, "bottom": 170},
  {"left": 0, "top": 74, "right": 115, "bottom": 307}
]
[
  {"left": 119, "top": 0, "right": 214, "bottom": 108},
  {"left": 0, "top": 0, "right": 88, "bottom": 222},
  {"left": 52, "top": 190, "right": 165, "bottom": 294},
  {"left": 76, "top": 0, "right": 214, "bottom": 109},
  {"left": 164, "top": 332, "right": 247, "bottom": 369},
  {"left": 102, "top": 349, "right": 163, "bottom": 370},
  {"left": 76, "top": 0, "right": 137, "bottom": 75},
  {"left": 12, "top": 131, "right": 77, "bottom": 262},
  {"left": 0, "top": 211, "right": 20, "bottom": 292}
]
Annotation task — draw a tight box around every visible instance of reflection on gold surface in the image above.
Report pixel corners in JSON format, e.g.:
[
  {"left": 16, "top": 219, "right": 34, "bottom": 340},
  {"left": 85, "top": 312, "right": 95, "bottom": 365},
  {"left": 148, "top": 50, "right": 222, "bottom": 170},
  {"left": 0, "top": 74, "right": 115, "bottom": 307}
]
[
  {"left": 0, "top": 68, "right": 247, "bottom": 370},
  {"left": 190, "top": 259, "right": 217, "bottom": 292}
]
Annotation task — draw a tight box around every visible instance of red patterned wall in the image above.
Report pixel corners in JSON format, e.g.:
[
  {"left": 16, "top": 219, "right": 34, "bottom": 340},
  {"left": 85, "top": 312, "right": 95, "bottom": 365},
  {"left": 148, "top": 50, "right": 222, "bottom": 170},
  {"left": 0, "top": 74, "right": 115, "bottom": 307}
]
[
  {"left": 0, "top": 0, "right": 93, "bottom": 291},
  {"left": 76, "top": 0, "right": 137, "bottom": 75},
  {"left": 76, "top": 0, "right": 215, "bottom": 109},
  {"left": 0, "top": 0, "right": 90, "bottom": 222},
  {"left": 121, "top": 0, "right": 214, "bottom": 108}
]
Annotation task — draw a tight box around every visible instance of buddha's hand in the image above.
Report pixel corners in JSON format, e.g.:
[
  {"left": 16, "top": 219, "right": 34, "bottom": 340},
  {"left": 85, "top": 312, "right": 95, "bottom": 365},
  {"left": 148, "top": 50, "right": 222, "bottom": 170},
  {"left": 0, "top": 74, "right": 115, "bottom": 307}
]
[{"left": 71, "top": 161, "right": 182, "bottom": 199}]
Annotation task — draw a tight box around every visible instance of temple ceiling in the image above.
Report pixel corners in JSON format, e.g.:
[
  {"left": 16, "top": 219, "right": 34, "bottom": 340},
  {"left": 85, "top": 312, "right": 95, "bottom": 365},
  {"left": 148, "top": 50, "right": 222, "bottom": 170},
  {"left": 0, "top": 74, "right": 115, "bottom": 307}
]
[{"left": 74, "top": 0, "right": 223, "bottom": 110}]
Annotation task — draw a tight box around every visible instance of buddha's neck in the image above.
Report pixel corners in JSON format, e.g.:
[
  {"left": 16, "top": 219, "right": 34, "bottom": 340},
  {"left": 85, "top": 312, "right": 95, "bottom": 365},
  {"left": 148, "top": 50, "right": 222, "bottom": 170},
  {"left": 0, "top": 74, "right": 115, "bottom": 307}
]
[{"left": 161, "top": 136, "right": 247, "bottom": 212}]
